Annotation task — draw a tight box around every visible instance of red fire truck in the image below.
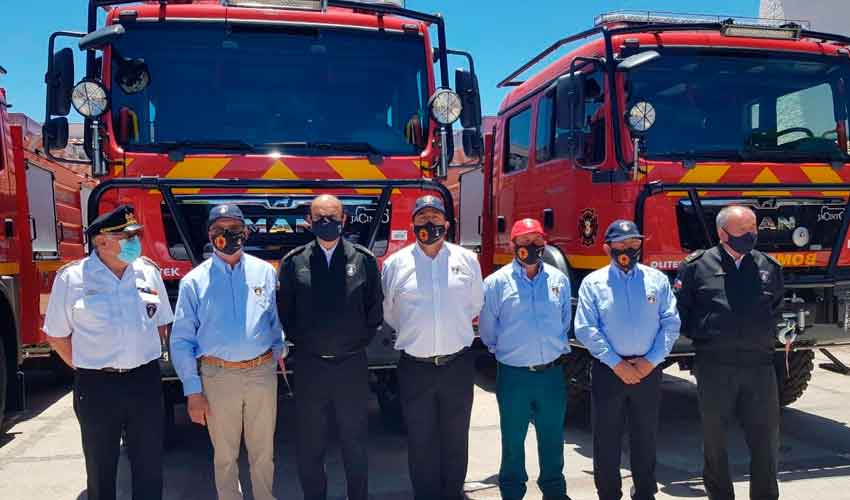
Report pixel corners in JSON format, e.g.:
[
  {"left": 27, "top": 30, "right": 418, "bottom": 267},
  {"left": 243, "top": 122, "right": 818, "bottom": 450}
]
[
  {"left": 42, "top": 0, "right": 482, "bottom": 429},
  {"left": 455, "top": 11, "right": 850, "bottom": 414},
  {"left": 0, "top": 67, "right": 95, "bottom": 428}
]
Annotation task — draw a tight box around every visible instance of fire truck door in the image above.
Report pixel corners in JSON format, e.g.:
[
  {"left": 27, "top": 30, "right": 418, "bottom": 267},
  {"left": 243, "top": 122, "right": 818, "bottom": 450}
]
[
  {"left": 25, "top": 163, "right": 58, "bottom": 257},
  {"left": 497, "top": 107, "right": 536, "bottom": 251},
  {"left": 458, "top": 168, "right": 483, "bottom": 249}
]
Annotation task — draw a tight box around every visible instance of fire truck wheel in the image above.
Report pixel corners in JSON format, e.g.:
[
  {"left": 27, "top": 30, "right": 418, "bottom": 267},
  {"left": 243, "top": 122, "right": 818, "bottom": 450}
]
[
  {"left": 774, "top": 349, "right": 815, "bottom": 407},
  {"left": 563, "top": 349, "right": 592, "bottom": 425},
  {"left": 0, "top": 339, "right": 6, "bottom": 431}
]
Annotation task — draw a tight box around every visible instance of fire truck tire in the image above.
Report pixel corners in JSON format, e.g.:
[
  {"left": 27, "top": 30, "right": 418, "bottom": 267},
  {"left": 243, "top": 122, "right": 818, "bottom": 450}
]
[
  {"left": 774, "top": 349, "right": 815, "bottom": 407},
  {"left": 0, "top": 339, "right": 6, "bottom": 431},
  {"left": 563, "top": 349, "right": 592, "bottom": 424}
]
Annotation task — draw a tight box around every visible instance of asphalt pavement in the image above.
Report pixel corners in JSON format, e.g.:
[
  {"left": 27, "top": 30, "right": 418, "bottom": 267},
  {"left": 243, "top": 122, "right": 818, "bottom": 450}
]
[{"left": 1, "top": 347, "right": 849, "bottom": 499}]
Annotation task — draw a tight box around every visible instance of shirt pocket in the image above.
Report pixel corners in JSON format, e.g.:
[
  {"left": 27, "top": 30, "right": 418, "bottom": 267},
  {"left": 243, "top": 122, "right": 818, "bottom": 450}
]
[{"left": 72, "top": 293, "right": 113, "bottom": 330}]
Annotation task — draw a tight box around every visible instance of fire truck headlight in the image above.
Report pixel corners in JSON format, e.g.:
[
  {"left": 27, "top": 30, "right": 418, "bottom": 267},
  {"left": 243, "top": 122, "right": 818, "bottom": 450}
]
[
  {"left": 71, "top": 80, "right": 109, "bottom": 119},
  {"left": 428, "top": 89, "right": 463, "bottom": 125}
]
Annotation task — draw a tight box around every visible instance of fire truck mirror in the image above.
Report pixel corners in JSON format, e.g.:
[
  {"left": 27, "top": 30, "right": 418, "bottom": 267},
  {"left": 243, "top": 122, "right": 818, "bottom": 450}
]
[
  {"left": 47, "top": 48, "right": 74, "bottom": 117},
  {"left": 555, "top": 73, "right": 586, "bottom": 161},
  {"left": 462, "top": 129, "right": 483, "bottom": 160},
  {"left": 43, "top": 118, "right": 69, "bottom": 151},
  {"left": 455, "top": 68, "right": 482, "bottom": 130}
]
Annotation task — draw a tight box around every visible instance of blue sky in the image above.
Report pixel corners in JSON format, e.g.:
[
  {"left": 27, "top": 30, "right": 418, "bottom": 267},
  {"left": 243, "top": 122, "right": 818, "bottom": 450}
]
[{"left": 1, "top": 0, "right": 758, "bottom": 121}]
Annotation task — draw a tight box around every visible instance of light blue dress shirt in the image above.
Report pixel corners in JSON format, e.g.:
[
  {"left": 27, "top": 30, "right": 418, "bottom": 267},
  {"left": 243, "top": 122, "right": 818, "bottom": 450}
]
[
  {"left": 479, "top": 260, "right": 572, "bottom": 367},
  {"left": 574, "top": 263, "right": 680, "bottom": 368},
  {"left": 170, "top": 253, "right": 284, "bottom": 396}
]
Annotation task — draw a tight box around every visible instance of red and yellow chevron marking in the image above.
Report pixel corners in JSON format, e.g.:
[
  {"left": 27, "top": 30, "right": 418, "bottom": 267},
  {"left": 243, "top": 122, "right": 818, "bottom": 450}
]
[
  {"left": 648, "top": 162, "right": 850, "bottom": 198},
  {"left": 126, "top": 156, "right": 424, "bottom": 195}
]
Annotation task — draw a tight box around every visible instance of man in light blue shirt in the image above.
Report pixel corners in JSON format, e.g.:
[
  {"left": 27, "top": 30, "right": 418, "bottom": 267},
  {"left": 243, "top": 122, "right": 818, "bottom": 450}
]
[
  {"left": 479, "top": 218, "right": 572, "bottom": 500},
  {"left": 574, "top": 219, "right": 680, "bottom": 500},
  {"left": 171, "top": 204, "right": 284, "bottom": 500}
]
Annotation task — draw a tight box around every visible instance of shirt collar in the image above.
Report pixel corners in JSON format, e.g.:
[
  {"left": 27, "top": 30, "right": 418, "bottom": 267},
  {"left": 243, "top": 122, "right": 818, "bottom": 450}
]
[
  {"left": 91, "top": 250, "right": 128, "bottom": 281},
  {"left": 609, "top": 262, "right": 638, "bottom": 280},
  {"left": 320, "top": 241, "right": 339, "bottom": 257},
  {"left": 212, "top": 252, "right": 245, "bottom": 273},
  {"left": 511, "top": 259, "right": 545, "bottom": 283},
  {"left": 413, "top": 241, "right": 447, "bottom": 260},
  {"left": 721, "top": 245, "right": 748, "bottom": 268}
]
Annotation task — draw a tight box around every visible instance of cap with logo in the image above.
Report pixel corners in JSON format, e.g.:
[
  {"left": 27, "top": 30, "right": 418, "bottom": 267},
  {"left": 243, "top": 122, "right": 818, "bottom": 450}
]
[
  {"left": 207, "top": 204, "right": 245, "bottom": 229},
  {"left": 412, "top": 195, "right": 446, "bottom": 218},
  {"left": 87, "top": 204, "right": 143, "bottom": 238},
  {"left": 510, "top": 218, "right": 545, "bottom": 240},
  {"left": 604, "top": 219, "right": 644, "bottom": 243}
]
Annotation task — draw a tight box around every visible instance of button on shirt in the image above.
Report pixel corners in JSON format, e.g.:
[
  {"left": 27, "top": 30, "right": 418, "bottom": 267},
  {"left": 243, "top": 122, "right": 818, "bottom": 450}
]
[
  {"left": 42, "top": 253, "right": 174, "bottom": 369},
  {"left": 381, "top": 242, "right": 484, "bottom": 357},
  {"left": 574, "top": 263, "right": 681, "bottom": 368},
  {"left": 170, "top": 253, "right": 284, "bottom": 396},
  {"left": 479, "top": 261, "right": 572, "bottom": 367}
]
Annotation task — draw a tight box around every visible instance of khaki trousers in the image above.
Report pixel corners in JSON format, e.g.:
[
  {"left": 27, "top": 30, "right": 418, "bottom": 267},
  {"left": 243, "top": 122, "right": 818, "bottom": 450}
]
[{"left": 201, "top": 361, "right": 278, "bottom": 500}]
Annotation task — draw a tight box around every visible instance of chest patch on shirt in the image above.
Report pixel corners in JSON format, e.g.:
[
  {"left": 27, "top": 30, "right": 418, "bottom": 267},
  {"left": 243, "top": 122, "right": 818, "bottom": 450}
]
[
  {"left": 451, "top": 265, "right": 462, "bottom": 275},
  {"left": 760, "top": 270, "right": 770, "bottom": 283},
  {"left": 346, "top": 263, "right": 357, "bottom": 276},
  {"left": 647, "top": 293, "right": 657, "bottom": 304},
  {"left": 146, "top": 303, "right": 158, "bottom": 318},
  {"left": 551, "top": 285, "right": 561, "bottom": 298},
  {"left": 253, "top": 286, "right": 265, "bottom": 298}
]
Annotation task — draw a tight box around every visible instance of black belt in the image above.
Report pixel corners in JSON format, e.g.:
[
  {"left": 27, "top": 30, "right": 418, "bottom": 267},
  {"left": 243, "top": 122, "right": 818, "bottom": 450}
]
[
  {"left": 403, "top": 346, "right": 469, "bottom": 367},
  {"left": 528, "top": 355, "right": 567, "bottom": 372},
  {"left": 78, "top": 360, "right": 154, "bottom": 374},
  {"left": 315, "top": 349, "right": 363, "bottom": 361}
]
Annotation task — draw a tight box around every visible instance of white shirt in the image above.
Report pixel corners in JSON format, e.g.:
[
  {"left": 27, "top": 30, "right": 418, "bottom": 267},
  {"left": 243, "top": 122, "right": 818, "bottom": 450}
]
[
  {"left": 381, "top": 242, "right": 484, "bottom": 357},
  {"left": 320, "top": 241, "right": 338, "bottom": 266},
  {"left": 723, "top": 246, "right": 747, "bottom": 268},
  {"left": 42, "top": 252, "right": 174, "bottom": 369}
]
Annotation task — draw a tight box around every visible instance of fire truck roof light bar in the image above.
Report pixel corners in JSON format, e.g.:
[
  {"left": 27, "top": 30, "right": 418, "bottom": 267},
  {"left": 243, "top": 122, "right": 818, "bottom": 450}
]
[
  {"left": 87, "top": 177, "right": 456, "bottom": 267},
  {"left": 594, "top": 10, "right": 810, "bottom": 30},
  {"left": 223, "top": 0, "right": 327, "bottom": 11},
  {"left": 634, "top": 181, "right": 850, "bottom": 284}
]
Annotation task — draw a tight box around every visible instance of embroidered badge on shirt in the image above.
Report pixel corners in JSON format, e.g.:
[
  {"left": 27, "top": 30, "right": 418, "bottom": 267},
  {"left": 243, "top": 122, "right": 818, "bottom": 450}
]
[
  {"left": 346, "top": 264, "right": 356, "bottom": 277},
  {"left": 254, "top": 286, "right": 265, "bottom": 297},
  {"left": 451, "top": 265, "right": 462, "bottom": 275},
  {"left": 760, "top": 270, "right": 770, "bottom": 283},
  {"left": 551, "top": 285, "right": 561, "bottom": 298},
  {"left": 647, "top": 293, "right": 657, "bottom": 304},
  {"left": 673, "top": 279, "right": 683, "bottom": 292},
  {"left": 146, "top": 303, "right": 157, "bottom": 318}
]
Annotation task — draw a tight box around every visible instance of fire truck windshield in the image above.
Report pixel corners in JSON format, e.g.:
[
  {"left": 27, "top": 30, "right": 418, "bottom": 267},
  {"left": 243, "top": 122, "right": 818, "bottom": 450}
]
[
  {"left": 625, "top": 49, "right": 850, "bottom": 163},
  {"left": 109, "top": 22, "right": 430, "bottom": 155}
]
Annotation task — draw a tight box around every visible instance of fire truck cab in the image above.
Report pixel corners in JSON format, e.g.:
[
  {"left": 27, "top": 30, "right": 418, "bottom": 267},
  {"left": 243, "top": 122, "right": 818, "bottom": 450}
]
[
  {"left": 42, "top": 0, "right": 482, "bottom": 431},
  {"left": 0, "top": 66, "right": 94, "bottom": 428},
  {"left": 459, "top": 12, "right": 850, "bottom": 414}
]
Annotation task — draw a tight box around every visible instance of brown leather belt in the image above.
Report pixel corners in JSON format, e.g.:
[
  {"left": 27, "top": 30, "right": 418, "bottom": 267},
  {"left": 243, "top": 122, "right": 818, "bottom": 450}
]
[{"left": 201, "top": 349, "right": 273, "bottom": 369}]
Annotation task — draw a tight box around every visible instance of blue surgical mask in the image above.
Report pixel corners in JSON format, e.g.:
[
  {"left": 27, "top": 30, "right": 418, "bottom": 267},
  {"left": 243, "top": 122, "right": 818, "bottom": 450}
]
[{"left": 118, "top": 236, "right": 142, "bottom": 264}]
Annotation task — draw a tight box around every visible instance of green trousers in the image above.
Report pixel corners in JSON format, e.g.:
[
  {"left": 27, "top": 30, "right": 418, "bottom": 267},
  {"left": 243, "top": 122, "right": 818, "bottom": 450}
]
[{"left": 496, "top": 362, "right": 568, "bottom": 500}]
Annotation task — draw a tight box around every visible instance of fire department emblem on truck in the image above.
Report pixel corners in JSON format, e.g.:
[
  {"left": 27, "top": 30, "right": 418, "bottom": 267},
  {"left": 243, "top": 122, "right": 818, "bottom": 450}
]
[{"left": 579, "top": 208, "right": 598, "bottom": 247}]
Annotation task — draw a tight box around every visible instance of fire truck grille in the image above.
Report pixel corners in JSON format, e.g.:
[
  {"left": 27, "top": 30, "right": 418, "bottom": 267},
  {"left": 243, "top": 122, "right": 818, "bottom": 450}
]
[
  {"left": 160, "top": 195, "right": 391, "bottom": 262},
  {"left": 676, "top": 197, "right": 846, "bottom": 253}
]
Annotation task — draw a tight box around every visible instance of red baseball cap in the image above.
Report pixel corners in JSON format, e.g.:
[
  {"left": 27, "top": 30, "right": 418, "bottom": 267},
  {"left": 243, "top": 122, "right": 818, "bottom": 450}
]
[{"left": 510, "top": 218, "right": 545, "bottom": 240}]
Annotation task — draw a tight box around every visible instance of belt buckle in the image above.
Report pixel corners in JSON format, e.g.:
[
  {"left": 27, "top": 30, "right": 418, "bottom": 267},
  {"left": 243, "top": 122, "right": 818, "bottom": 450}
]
[
  {"left": 433, "top": 355, "right": 446, "bottom": 367},
  {"left": 529, "top": 365, "right": 540, "bottom": 372}
]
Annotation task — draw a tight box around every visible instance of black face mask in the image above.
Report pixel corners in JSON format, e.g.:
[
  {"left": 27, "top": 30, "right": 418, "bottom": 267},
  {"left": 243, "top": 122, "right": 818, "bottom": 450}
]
[
  {"left": 414, "top": 222, "right": 446, "bottom": 245},
  {"left": 311, "top": 216, "right": 343, "bottom": 242},
  {"left": 611, "top": 247, "right": 641, "bottom": 272},
  {"left": 515, "top": 244, "right": 544, "bottom": 266},
  {"left": 211, "top": 229, "right": 245, "bottom": 256},
  {"left": 724, "top": 229, "right": 757, "bottom": 255}
]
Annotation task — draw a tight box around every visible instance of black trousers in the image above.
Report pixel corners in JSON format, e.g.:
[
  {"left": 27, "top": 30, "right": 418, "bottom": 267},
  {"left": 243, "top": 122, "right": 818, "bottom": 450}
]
[
  {"left": 591, "top": 360, "right": 662, "bottom": 500},
  {"left": 73, "top": 360, "right": 164, "bottom": 500},
  {"left": 695, "top": 358, "right": 779, "bottom": 500},
  {"left": 295, "top": 350, "right": 370, "bottom": 500},
  {"left": 398, "top": 350, "right": 476, "bottom": 500}
]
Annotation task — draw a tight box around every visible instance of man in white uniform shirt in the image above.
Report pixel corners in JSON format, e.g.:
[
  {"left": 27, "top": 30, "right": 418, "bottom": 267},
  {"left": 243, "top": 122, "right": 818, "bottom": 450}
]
[
  {"left": 381, "top": 195, "right": 484, "bottom": 500},
  {"left": 43, "top": 205, "right": 173, "bottom": 500}
]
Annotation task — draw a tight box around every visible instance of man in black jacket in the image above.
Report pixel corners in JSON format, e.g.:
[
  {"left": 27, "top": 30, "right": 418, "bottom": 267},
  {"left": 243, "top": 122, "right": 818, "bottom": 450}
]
[
  {"left": 277, "top": 194, "right": 383, "bottom": 500},
  {"left": 675, "top": 205, "right": 784, "bottom": 500}
]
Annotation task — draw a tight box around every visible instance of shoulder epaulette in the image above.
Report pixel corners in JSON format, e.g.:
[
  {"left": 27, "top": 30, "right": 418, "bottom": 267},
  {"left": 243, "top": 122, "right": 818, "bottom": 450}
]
[
  {"left": 683, "top": 249, "right": 706, "bottom": 264},
  {"left": 140, "top": 256, "right": 161, "bottom": 271},
  {"left": 56, "top": 259, "right": 82, "bottom": 275},
  {"left": 352, "top": 243, "right": 376, "bottom": 259}
]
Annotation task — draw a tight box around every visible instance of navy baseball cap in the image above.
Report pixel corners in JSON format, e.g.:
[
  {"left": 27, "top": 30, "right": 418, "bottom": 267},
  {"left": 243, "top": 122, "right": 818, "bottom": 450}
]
[
  {"left": 207, "top": 204, "right": 244, "bottom": 228},
  {"left": 87, "top": 204, "right": 143, "bottom": 238},
  {"left": 604, "top": 219, "right": 644, "bottom": 243},
  {"left": 412, "top": 195, "right": 446, "bottom": 218}
]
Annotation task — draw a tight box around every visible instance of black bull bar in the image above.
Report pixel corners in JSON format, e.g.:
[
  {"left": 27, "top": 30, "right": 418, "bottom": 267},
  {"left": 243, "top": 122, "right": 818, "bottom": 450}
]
[
  {"left": 87, "top": 177, "right": 455, "bottom": 267},
  {"left": 635, "top": 180, "right": 850, "bottom": 286}
]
